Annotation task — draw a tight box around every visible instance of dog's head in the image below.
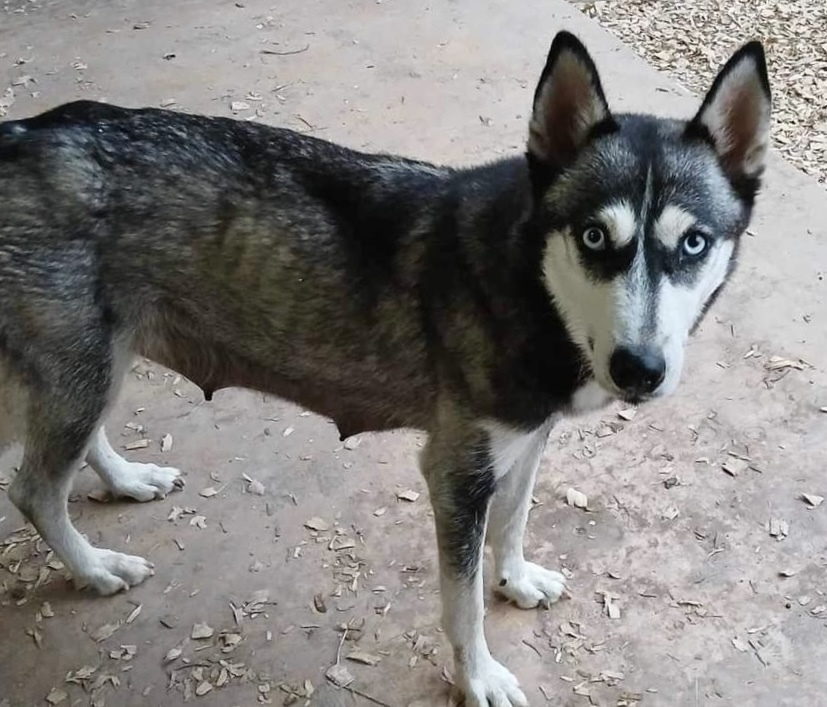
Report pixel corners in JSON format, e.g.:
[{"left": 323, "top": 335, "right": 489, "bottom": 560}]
[{"left": 528, "top": 32, "right": 771, "bottom": 404}]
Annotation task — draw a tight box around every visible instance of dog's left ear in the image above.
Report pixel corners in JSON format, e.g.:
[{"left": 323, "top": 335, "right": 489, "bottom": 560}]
[
  {"left": 528, "top": 31, "right": 616, "bottom": 169},
  {"left": 687, "top": 42, "right": 771, "bottom": 192}
]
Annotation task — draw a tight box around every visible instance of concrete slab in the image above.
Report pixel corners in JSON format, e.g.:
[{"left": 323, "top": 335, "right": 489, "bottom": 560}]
[{"left": 1, "top": 1, "right": 825, "bottom": 706}]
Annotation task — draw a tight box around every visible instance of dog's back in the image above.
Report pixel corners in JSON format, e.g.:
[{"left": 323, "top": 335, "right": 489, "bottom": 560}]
[{"left": 0, "top": 101, "right": 461, "bottom": 437}]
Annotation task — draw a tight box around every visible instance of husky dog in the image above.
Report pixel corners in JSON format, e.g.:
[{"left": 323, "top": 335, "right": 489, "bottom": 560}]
[{"left": 0, "top": 31, "right": 770, "bottom": 706}]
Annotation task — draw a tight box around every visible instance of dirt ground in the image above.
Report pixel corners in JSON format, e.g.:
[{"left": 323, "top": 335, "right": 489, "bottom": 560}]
[{"left": 1, "top": 1, "right": 826, "bottom": 706}]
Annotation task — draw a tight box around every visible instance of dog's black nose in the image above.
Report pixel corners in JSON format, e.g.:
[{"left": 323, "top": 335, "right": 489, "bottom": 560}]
[{"left": 609, "top": 346, "right": 666, "bottom": 396}]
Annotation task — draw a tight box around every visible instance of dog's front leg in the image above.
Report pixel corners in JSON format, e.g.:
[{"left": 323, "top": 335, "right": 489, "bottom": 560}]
[
  {"left": 422, "top": 424, "right": 527, "bottom": 707},
  {"left": 487, "top": 420, "right": 567, "bottom": 609},
  {"left": 87, "top": 427, "right": 183, "bottom": 502}
]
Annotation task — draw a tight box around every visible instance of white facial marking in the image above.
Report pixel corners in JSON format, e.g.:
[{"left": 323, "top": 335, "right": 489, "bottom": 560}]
[
  {"left": 657, "top": 239, "right": 735, "bottom": 395},
  {"left": 599, "top": 201, "right": 637, "bottom": 247},
  {"left": 542, "top": 213, "right": 736, "bottom": 401},
  {"left": 654, "top": 205, "right": 697, "bottom": 250}
]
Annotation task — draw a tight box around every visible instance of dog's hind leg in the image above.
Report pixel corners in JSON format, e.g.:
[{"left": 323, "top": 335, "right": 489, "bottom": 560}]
[
  {"left": 87, "top": 427, "right": 182, "bottom": 502},
  {"left": 486, "top": 419, "right": 567, "bottom": 609},
  {"left": 8, "top": 331, "right": 153, "bottom": 595},
  {"left": 421, "top": 415, "right": 528, "bottom": 707}
]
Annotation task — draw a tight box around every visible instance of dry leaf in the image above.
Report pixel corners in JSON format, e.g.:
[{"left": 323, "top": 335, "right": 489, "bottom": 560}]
[{"left": 566, "top": 488, "right": 588, "bottom": 509}]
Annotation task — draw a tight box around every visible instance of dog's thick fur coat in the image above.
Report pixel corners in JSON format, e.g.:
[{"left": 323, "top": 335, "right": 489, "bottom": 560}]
[{"left": 0, "top": 32, "right": 770, "bottom": 706}]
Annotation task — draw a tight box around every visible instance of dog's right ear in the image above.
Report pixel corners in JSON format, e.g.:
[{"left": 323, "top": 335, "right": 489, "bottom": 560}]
[{"left": 528, "top": 31, "right": 616, "bottom": 170}]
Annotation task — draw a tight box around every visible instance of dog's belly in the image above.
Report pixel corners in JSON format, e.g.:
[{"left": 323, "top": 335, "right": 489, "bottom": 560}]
[{"left": 136, "top": 324, "right": 434, "bottom": 437}]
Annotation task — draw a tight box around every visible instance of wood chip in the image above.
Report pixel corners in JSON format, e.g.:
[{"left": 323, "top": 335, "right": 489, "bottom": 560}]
[
  {"left": 617, "top": 407, "right": 637, "bottom": 421},
  {"left": 304, "top": 517, "right": 329, "bottom": 532},
  {"left": 722, "top": 458, "right": 749, "bottom": 477},
  {"left": 124, "top": 439, "right": 150, "bottom": 450},
  {"left": 199, "top": 486, "right": 219, "bottom": 498},
  {"left": 230, "top": 101, "right": 251, "bottom": 112},
  {"left": 247, "top": 478, "right": 265, "bottom": 495},
  {"left": 575, "top": 0, "right": 827, "bottom": 187},
  {"left": 731, "top": 636, "right": 749, "bottom": 652},
  {"left": 373, "top": 507, "right": 387, "bottom": 517},
  {"left": 125, "top": 604, "right": 142, "bottom": 624},
  {"left": 46, "top": 688, "right": 68, "bottom": 705},
  {"left": 325, "top": 664, "right": 354, "bottom": 687},
  {"left": 566, "top": 488, "right": 588, "bottom": 509},
  {"left": 768, "top": 518, "right": 789, "bottom": 539},
  {"left": 164, "top": 646, "right": 183, "bottom": 663},
  {"left": 344, "top": 436, "right": 362, "bottom": 450},
  {"left": 191, "top": 622, "right": 214, "bottom": 640},
  {"left": 765, "top": 356, "right": 807, "bottom": 371},
  {"left": 195, "top": 681, "right": 213, "bottom": 696},
  {"left": 346, "top": 650, "right": 382, "bottom": 666},
  {"left": 801, "top": 493, "right": 824, "bottom": 508},
  {"left": 396, "top": 489, "right": 420, "bottom": 502},
  {"left": 90, "top": 621, "right": 121, "bottom": 642},
  {"left": 190, "top": 515, "right": 207, "bottom": 529},
  {"left": 40, "top": 602, "right": 54, "bottom": 618},
  {"left": 161, "top": 434, "right": 174, "bottom": 452}
]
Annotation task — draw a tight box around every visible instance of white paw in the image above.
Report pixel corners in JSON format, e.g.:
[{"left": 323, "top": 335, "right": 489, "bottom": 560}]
[
  {"left": 76, "top": 548, "right": 155, "bottom": 595},
  {"left": 109, "top": 463, "right": 183, "bottom": 502},
  {"left": 495, "top": 561, "right": 567, "bottom": 609},
  {"left": 460, "top": 657, "right": 527, "bottom": 707}
]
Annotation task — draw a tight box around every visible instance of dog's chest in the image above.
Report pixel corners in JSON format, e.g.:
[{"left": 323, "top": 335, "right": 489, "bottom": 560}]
[{"left": 568, "top": 381, "right": 613, "bottom": 415}]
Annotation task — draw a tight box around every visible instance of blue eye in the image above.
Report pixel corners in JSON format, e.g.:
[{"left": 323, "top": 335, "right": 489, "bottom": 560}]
[
  {"left": 582, "top": 226, "right": 606, "bottom": 251},
  {"left": 681, "top": 231, "right": 709, "bottom": 257}
]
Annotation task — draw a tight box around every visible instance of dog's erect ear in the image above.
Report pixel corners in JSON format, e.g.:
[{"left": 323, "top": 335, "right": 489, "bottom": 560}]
[
  {"left": 687, "top": 41, "right": 771, "bottom": 192},
  {"left": 528, "top": 31, "right": 615, "bottom": 168}
]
